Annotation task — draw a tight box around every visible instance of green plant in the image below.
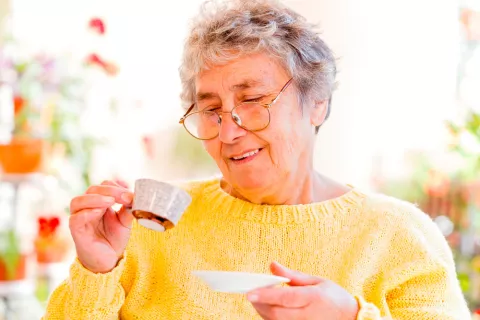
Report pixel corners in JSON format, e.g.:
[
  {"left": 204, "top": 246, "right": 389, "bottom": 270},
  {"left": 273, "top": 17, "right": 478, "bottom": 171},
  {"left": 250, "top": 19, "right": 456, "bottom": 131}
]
[
  {"left": 447, "top": 111, "right": 480, "bottom": 180},
  {"left": 0, "top": 229, "right": 21, "bottom": 280}
]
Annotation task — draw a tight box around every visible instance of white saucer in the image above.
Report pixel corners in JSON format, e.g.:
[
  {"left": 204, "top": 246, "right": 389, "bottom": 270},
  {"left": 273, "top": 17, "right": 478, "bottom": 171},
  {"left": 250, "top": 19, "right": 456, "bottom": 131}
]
[{"left": 192, "top": 270, "right": 290, "bottom": 293}]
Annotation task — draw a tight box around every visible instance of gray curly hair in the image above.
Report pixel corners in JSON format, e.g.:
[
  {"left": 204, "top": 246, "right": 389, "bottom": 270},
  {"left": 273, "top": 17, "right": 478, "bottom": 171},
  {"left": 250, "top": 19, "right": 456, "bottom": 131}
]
[{"left": 179, "top": 0, "right": 337, "bottom": 132}]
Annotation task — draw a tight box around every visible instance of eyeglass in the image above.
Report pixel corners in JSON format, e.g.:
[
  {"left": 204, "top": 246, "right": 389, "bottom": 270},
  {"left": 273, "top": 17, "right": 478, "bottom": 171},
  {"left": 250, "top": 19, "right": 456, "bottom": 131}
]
[{"left": 179, "top": 78, "right": 293, "bottom": 140}]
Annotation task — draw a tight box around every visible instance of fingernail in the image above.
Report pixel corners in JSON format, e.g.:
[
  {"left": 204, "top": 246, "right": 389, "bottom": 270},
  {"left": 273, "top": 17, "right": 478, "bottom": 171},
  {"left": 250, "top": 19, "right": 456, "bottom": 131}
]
[
  {"left": 121, "top": 193, "right": 133, "bottom": 203},
  {"left": 102, "top": 196, "right": 115, "bottom": 203},
  {"left": 247, "top": 294, "right": 258, "bottom": 302}
]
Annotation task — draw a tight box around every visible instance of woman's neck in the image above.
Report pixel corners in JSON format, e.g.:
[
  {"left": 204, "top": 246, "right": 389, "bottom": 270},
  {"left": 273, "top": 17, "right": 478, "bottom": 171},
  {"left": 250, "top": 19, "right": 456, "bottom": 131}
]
[{"left": 221, "top": 171, "right": 350, "bottom": 205}]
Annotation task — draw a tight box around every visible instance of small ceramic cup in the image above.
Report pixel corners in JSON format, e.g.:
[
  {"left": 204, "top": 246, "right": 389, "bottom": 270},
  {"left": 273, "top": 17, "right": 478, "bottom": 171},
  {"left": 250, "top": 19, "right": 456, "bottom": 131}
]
[{"left": 131, "top": 179, "right": 192, "bottom": 232}]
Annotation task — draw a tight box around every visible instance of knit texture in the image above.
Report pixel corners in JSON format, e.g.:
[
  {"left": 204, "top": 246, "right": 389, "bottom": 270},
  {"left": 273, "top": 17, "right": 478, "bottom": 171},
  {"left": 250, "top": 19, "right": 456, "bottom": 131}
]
[{"left": 43, "top": 178, "right": 470, "bottom": 319}]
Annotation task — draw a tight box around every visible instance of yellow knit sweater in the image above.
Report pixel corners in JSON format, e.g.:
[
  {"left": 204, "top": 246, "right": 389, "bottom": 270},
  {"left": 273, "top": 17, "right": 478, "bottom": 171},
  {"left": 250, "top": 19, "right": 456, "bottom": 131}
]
[{"left": 43, "top": 178, "right": 470, "bottom": 319}]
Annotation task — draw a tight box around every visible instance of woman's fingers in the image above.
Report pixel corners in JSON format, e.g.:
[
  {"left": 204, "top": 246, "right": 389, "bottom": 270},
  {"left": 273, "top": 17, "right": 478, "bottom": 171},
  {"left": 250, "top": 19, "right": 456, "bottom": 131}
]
[
  {"left": 70, "top": 194, "right": 115, "bottom": 214},
  {"left": 69, "top": 208, "right": 105, "bottom": 227},
  {"left": 70, "top": 179, "right": 134, "bottom": 215},
  {"left": 69, "top": 180, "right": 134, "bottom": 229},
  {"left": 85, "top": 184, "right": 134, "bottom": 207},
  {"left": 100, "top": 180, "right": 134, "bottom": 227}
]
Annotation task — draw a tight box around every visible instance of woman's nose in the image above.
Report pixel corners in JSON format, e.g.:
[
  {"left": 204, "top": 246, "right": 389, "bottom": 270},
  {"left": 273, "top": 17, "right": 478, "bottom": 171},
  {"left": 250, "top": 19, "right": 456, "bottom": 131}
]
[{"left": 218, "top": 113, "right": 247, "bottom": 143}]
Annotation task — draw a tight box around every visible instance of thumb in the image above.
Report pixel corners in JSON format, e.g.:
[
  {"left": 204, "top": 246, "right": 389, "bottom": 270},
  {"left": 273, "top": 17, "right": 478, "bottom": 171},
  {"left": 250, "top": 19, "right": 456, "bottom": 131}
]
[{"left": 270, "top": 261, "right": 323, "bottom": 286}]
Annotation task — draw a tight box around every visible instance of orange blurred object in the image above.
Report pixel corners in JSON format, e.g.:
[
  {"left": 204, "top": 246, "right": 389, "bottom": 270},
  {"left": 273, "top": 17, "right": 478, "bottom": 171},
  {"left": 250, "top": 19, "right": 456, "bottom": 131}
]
[
  {"left": 424, "top": 169, "right": 450, "bottom": 198},
  {"left": 0, "top": 138, "right": 44, "bottom": 174},
  {"left": 13, "top": 95, "right": 26, "bottom": 115},
  {"left": 104, "top": 62, "right": 119, "bottom": 76},
  {"left": 0, "top": 254, "right": 27, "bottom": 281},
  {"left": 35, "top": 236, "right": 69, "bottom": 263},
  {"left": 460, "top": 8, "right": 480, "bottom": 41},
  {"left": 35, "top": 216, "right": 70, "bottom": 263},
  {"left": 85, "top": 53, "right": 119, "bottom": 76}
]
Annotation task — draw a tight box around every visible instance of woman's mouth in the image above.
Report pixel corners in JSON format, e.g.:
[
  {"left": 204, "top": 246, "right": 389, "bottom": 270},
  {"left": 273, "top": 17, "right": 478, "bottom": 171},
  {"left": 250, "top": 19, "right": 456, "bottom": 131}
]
[{"left": 230, "top": 148, "right": 263, "bottom": 164}]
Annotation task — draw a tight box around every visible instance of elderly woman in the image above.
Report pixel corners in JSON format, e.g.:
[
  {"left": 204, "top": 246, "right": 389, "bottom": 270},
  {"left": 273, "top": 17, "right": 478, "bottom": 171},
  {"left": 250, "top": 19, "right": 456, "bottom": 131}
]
[{"left": 43, "top": 0, "right": 469, "bottom": 319}]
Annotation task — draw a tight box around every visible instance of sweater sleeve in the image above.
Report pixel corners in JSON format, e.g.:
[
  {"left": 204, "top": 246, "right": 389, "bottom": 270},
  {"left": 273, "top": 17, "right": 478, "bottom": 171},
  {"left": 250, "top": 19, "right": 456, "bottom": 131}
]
[
  {"left": 355, "top": 260, "right": 469, "bottom": 320},
  {"left": 384, "top": 260, "right": 470, "bottom": 319},
  {"left": 41, "top": 256, "right": 127, "bottom": 320},
  {"left": 358, "top": 198, "right": 471, "bottom": 319}
]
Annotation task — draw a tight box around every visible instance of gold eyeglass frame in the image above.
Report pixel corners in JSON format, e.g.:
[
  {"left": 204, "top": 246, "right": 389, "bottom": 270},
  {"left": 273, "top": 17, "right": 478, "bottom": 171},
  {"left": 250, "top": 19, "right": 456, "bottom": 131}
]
[{"left": 179, "top": 78, "right": 294, "bottom": 140}]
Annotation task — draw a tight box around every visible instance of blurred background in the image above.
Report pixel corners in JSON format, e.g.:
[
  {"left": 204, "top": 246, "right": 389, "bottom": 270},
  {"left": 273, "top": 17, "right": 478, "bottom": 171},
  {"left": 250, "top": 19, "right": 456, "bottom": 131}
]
[{"left": 0, "top": 0, "right": 479, "bottom": 318}]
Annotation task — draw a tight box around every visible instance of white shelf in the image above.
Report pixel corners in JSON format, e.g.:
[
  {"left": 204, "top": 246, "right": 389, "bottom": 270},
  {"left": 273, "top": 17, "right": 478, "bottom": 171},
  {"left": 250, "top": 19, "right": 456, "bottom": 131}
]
[
  {"left": 0, "top": 279, "right": 35, "bottom": 297},
  {"left": 37, "top": 261, "right": 70, "bottom": 278},
  {"left": 0, "top": 173, "right": 47, "bottom": 185}
]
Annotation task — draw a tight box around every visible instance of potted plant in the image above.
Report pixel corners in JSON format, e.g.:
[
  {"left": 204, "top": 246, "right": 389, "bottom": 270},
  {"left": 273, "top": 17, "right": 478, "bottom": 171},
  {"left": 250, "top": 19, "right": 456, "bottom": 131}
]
[
  {"left": 0, "top": 17, "right": 118, "bottom": 192},
  {"left": 0, "top": 43, "right": 78, "bottom": 174},
  {"left": 0, "top": 55, "right": 47, "bottom": 174},
  {"left": 0, "top": 229, "right": 27, "bottom": 281},
  {"left": 34, "top": 216, "right": 70, "bottom": 263}
]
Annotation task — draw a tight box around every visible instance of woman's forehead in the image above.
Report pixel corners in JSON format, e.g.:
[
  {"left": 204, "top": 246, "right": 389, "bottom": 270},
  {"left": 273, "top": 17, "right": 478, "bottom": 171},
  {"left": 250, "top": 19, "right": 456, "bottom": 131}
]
[{"left": 195, "top": 53, "right": 289, "bottom": 93}]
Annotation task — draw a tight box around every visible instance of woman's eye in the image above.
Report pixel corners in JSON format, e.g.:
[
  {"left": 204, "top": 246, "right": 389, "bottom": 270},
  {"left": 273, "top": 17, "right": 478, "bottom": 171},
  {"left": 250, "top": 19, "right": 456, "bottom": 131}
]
[
  {"left": 201, "top": 106, "right": 220, "bottom": 112},
  {"left": 243, "top": 97, "right": 263, "bottom": 103}
]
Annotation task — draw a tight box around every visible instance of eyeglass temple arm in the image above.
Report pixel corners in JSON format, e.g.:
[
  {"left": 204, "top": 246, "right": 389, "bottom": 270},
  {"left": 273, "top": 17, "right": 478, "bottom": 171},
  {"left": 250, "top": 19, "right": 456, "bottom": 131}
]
[
  {"left": 179, "top": 104, "right": 195, "bottom": 123},
  {"left": 271, "top": 78, "right": 294, "bottom": 105}
]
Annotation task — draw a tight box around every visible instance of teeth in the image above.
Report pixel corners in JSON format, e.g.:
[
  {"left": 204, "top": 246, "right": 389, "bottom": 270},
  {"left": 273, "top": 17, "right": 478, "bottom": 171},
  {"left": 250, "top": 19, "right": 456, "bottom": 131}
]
[{"left": 233, "top": 149, "right": 259, "bottom": 160}]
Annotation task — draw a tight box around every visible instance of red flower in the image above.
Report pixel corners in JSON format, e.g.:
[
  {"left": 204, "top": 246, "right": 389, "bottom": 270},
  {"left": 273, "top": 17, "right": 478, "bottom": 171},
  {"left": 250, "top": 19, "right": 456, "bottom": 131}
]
[
  {"left": 38, "top": 216, "right": 61, "bottom": 237},
  {"left": 88, "top": 17, "right": 106, "bottom": 35},
  {"left": 85, "top": 53, "right": 119, "bottom": 76},
  {"left": 85, "top": 53, "right": 105, "bottom": 67}
]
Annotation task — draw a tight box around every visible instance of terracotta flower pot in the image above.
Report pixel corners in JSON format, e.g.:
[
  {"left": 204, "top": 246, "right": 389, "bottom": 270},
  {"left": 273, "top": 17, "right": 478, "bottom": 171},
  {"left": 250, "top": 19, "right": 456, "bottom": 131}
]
[
  {"left": 0, "top": 138, "right": 44, "bottom": 174},
  {"left": 35, "top": 237, "right": 70, "bottom": 264},
  {"left": 0, "top": 254, "right": 27, "bottom": 281}
]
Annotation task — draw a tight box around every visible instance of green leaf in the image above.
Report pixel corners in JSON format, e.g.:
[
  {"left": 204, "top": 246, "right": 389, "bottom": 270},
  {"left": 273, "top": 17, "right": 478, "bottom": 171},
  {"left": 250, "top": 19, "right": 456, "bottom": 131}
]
[{"left": 0, "top": 230, "right": 21, "bottom": 280}]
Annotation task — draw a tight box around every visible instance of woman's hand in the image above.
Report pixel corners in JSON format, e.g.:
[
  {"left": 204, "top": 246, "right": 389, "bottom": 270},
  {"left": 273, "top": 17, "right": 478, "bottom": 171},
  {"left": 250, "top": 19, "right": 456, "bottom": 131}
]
[
  {"left": 247, "top": 262, "right": 359, "bottom": 320},
  {"left": 69, "top": 180, "right": 134, "bottom": 273}
]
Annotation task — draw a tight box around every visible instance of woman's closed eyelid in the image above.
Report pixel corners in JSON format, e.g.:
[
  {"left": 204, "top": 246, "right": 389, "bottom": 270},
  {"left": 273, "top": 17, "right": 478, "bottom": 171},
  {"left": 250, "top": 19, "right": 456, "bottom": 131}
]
[
  {"left": 198, "top": 93, "right": 270, "bottom": 111},
  {"left": 240, "top": 93, "right": 272, "bottom": 102},
  {"left": 198, "top": 105, "right": 221, "bottom": 112},
  {"left": 243, "top": 97, "right": 263, "bottom": 102}
]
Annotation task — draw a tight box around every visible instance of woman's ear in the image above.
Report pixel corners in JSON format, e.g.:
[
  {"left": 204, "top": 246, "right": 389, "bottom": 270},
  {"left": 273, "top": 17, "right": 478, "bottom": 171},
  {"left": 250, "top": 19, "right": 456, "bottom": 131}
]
[{"left": 310, "top": 99, "right": 329, "bottom": 127}]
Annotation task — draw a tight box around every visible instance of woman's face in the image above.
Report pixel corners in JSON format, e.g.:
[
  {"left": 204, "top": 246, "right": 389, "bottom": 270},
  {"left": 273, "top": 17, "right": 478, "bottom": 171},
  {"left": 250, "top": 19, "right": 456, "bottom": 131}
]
[{"left": 195, "top": 52, "right": 327, "bottom": 198}]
